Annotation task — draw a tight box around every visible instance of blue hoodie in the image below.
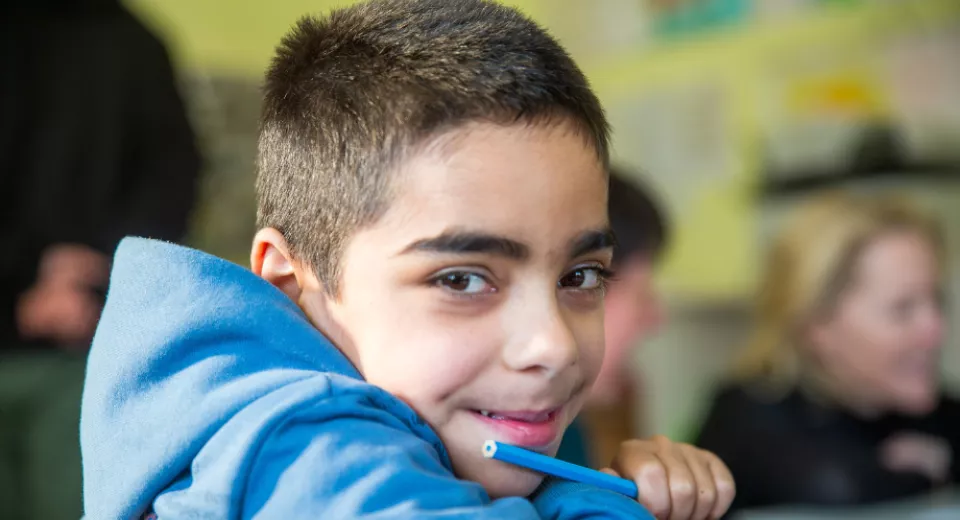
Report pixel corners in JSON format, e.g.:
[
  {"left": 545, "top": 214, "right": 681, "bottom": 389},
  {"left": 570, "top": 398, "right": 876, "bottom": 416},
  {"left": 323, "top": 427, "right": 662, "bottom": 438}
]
[{"left": 81, "top": 238, "right": 653, "bottom": 519}]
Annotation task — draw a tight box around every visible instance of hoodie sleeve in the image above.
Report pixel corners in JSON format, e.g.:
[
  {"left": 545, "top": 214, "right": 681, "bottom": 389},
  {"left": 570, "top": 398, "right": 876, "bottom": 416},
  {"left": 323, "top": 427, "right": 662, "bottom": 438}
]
[{"left": 230, "top": 389, "right": 651, "bottom": 519}]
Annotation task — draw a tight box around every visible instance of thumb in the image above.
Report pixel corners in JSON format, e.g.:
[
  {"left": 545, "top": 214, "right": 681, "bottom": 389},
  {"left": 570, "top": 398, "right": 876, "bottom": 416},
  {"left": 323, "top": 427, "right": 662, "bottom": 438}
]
[{"left": 599, "top": 467, "right": 621, "bottom": 477}]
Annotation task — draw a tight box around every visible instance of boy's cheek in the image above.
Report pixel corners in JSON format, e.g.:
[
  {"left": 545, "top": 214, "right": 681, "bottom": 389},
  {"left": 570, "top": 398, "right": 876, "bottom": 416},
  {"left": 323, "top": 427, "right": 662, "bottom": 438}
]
[
  {"left": 578, "top": 337, "right": 606, "bottom": 391},
  {"left": 366, "top": 336, "right": 491, "bottom": 392},
  {"left": 361, "top": 340, "right": 493, "bottom": 429}
]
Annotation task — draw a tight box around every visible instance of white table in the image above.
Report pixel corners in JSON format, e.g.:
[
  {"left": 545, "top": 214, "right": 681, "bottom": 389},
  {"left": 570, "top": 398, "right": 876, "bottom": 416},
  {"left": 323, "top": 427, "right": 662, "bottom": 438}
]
[{"left": 735, "top": 489, "right": 960, "bottom": 520}]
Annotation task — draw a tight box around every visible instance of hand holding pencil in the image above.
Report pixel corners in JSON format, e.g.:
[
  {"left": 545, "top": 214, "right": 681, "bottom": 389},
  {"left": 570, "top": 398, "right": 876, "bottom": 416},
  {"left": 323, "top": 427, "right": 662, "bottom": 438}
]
[
  {"left": 602, "top": 436, "right": 734, "bottom": 520},
  {"left": 486, "top": 435, "right": 734, "bottom": 520}
]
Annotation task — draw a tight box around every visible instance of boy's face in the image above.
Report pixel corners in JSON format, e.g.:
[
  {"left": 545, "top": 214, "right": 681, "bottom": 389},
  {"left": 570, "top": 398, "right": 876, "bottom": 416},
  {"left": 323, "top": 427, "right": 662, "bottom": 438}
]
[{"left": 262, "top": 121, "right": 610, "bottom": 498}]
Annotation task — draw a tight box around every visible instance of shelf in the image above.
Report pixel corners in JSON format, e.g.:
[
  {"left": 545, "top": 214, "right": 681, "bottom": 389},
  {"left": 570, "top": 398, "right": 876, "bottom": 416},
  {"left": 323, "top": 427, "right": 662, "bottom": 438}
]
[{"left": 761, "top": 166, "right": 960, "bottom": 199}]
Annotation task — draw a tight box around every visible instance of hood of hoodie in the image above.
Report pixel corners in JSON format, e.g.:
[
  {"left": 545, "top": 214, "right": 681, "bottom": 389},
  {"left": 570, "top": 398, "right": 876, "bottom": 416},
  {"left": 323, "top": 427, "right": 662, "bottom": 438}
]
[{"left": 80, "top": 237, "right": 360, "bottom": 518}]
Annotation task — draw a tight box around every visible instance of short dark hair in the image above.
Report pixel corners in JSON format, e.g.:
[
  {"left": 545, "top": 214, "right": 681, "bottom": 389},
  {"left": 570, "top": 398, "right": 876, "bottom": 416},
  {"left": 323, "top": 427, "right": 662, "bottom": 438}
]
[
  {"left": 256, "top": 0, "right": 609, "bottom": 292},
  {"left": 608, "top": 167, "right": 670, "bottom": 266}
]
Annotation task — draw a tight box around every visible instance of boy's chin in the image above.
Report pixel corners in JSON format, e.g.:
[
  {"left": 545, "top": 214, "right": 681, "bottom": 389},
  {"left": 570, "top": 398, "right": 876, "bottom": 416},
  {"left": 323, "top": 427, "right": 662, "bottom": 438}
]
[
  {"left": 478, "top": 464, "right": 546, "bottom": 499},
  {"left": 455, "top": 456, "right": 546, "bottom": 498}
]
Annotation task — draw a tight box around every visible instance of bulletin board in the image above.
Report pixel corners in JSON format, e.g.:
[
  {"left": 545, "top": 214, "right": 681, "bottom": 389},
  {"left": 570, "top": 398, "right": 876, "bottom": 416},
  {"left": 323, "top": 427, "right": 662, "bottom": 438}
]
[{"left": 581, "top": 0, "right": 960, "bottom": 303}]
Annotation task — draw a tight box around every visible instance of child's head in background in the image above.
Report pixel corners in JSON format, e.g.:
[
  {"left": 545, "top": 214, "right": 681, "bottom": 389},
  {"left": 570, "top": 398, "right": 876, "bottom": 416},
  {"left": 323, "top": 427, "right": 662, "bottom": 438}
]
[
  {"left": 251, "top": 0, "right": 611, "bottom": 497},
  {"left": 590, "top": 170, "right": 671, "bottom": 406}
]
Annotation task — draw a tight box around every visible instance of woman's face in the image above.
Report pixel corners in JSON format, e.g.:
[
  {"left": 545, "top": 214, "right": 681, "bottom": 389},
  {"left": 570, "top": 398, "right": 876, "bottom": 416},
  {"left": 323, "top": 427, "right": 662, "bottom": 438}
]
[{"left": 809, "top": 230, "right": 945, "bottom": 416}]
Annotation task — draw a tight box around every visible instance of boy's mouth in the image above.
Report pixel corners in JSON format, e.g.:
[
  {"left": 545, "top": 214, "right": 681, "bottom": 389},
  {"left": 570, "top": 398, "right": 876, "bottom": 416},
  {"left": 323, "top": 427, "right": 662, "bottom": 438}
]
[
  {"left": 469, "top": 407, "right": 563, "bottom": 449},
  {"left": 476, "top": 409, "right": 556, "bottom": 421}
]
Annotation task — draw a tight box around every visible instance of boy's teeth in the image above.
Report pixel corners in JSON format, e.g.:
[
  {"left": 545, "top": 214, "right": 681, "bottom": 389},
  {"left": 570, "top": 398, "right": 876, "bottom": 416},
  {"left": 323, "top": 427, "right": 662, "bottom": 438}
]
[
  {"left": 479, "top": 410, "right": 507, "bottom": 420},
  {"left": 477, "top": 409, "right": 555, "bottom": 422}
]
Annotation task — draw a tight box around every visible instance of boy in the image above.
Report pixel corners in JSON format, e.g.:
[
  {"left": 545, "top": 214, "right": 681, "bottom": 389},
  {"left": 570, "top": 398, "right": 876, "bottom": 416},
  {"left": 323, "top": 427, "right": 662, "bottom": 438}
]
[{"left": 81, "top": 1, "right": 734, "bottom": 518}]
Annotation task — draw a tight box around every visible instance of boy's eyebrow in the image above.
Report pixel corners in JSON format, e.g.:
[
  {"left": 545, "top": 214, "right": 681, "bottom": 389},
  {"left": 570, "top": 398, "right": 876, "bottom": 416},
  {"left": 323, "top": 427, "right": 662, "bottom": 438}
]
[
  {"left": 569, "top": 228, "right": 616, "bottom": 259},
  {"left": 400, "top": 231, "right": 530, "bottom": 260},
  {"left": 399, "top": 227, "right": 616, "bottom": 260}
]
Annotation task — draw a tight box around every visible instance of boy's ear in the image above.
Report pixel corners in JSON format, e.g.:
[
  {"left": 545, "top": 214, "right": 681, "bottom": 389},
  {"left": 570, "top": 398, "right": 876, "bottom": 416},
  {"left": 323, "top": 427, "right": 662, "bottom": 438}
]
[{"left": 251, "top": 228, "right": 317, "bottom": 300}]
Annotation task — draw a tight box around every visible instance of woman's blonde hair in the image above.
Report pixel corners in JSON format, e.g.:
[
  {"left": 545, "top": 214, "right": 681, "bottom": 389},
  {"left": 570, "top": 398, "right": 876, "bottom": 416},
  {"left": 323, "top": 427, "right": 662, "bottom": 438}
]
[{"left": 734, "top": 191, "right": 944, "bottom": 388}]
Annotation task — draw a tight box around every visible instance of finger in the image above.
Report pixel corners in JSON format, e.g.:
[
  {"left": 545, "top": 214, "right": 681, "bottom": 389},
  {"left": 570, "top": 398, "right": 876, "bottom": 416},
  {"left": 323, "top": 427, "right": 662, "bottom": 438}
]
[
  {"left": 612, "top": 440, "right": 671, "bottom": 519},
  {"left": 880, "top": 440, "right": 908, "bottom": 470},
  {"left": 599, "top": 467, "right": 620, "bottom": 477},
  {"left": 704, "top": 451, "right": 735, "bottom": 520},
  {"left": 52, "top": 291, "right": 100, "bottom": 344},
  {"left": 880, "top": 446, "right": 908, "bottom": 471},
  {"left": 18, "top": 297, "right": 52, "bottom": 338},
  {"left": 649, "top": 437, "right": 695, "bottom": 520},
  {"left": 678, "top": 445, "right": 716, "bottom": 520}
]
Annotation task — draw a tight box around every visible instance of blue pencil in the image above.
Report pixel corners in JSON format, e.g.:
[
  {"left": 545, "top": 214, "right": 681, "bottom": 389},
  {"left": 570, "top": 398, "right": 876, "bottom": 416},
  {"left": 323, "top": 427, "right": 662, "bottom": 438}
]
[{"left": 482, "top": 440, "right": 639, "bottom": 498}]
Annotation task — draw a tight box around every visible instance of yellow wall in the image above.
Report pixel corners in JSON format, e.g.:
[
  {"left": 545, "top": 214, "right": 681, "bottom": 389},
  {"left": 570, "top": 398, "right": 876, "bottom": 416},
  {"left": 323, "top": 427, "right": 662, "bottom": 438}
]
[
  {"left": 587, "top": 0, "right": 960, "bottom": 302},
  {"left": 127, "top": 0, "right": 546, "bottom": 76}
]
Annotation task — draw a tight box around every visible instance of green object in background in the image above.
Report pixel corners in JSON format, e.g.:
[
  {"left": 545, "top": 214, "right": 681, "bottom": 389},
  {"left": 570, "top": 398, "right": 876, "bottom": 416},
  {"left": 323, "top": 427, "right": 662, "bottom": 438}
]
[
  {"left": 0, "top": 352, "right": 85, "bottom": 520},
  {"left": 702, "top": 0, "right": 752, "bottom": 27},
  {"left": 653, "top": 0, "right": 753, "bottom": 40},
  {"left": 555, "top": 418, "right": 592, "bottom": 468},
  {"left": 817, "top": 0, "right": 862, "bottom": 6},
  {"left": 669, "top": 418, "right": 704, "bottom": 446}
]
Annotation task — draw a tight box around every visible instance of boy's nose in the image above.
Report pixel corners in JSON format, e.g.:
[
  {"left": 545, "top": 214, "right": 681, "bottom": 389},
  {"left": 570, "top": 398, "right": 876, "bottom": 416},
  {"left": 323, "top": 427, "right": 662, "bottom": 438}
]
[{"left": 501, "top": 302, "right": 579, "bottom": 378}]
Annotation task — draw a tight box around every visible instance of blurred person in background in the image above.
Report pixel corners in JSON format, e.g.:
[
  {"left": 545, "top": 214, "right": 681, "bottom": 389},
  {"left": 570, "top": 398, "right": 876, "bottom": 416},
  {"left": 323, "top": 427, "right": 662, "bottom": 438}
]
[
  {"left": 697, "top": 192, "right": 957, "bottom": 514},
  {"left": 0, "top": 1, "right": 200, "bottom": 519},
  {"left": 557, "top": 167, "right": 671, "bottom": 469}
]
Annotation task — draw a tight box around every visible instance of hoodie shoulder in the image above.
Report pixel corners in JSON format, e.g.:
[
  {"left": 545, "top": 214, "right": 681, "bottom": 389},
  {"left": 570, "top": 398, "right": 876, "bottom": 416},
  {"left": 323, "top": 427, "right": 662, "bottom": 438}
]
[{"left": 82, "top": 238, "right": 360, "bottom": 518}]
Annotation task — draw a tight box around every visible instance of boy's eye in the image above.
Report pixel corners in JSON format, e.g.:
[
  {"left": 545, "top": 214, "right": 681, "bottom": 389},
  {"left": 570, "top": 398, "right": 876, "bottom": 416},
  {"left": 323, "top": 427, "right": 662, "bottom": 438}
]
[
  {"left": 558, "top": 267, "right": 608, "bottom": 290},
  {"left": 434, "top": 272, "right": 495, "bottom": 295}
]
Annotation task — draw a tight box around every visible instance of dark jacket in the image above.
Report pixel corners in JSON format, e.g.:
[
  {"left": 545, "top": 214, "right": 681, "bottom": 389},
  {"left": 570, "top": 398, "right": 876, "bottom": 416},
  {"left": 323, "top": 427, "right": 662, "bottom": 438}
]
[
  {"left": 696, "top": 382, "right": 960, "bottom": 515},
  {"left": 0, "top": 0, "right": 200, "bottom": 348}
]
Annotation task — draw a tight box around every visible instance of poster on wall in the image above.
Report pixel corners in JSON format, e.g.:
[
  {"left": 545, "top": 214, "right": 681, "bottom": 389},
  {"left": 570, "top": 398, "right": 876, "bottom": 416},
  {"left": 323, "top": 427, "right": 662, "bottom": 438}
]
[
  {"left": 883, "top": 25, "right": 960, "bottom": 166},
  {"left": 607, "top": 81, "right": 738, "bottom": 215},
  {"left": 756, "top": 38, "right": 889, "bottom": 188},
  {"left": 756, "top": 21, "right": 960, "bottom": 194}
]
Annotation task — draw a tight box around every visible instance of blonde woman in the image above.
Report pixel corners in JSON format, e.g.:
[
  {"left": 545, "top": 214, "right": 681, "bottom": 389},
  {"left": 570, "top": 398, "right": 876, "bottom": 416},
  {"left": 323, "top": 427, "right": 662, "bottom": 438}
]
[{"left": 696, "top": 192, "right": 956, "bottom": 513}]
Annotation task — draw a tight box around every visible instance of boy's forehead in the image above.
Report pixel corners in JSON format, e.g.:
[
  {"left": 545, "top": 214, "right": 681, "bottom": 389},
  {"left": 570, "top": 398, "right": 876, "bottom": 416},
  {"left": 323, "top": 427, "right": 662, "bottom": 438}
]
[
  {"left": 423, "top": 119, "right": 604, "bottom": 166},
  {"left": 360, "top": 121, "right": 610, "bottom": 256},
  {"left": 400, "top": 121, "right": 606, "bottom": 197}
]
